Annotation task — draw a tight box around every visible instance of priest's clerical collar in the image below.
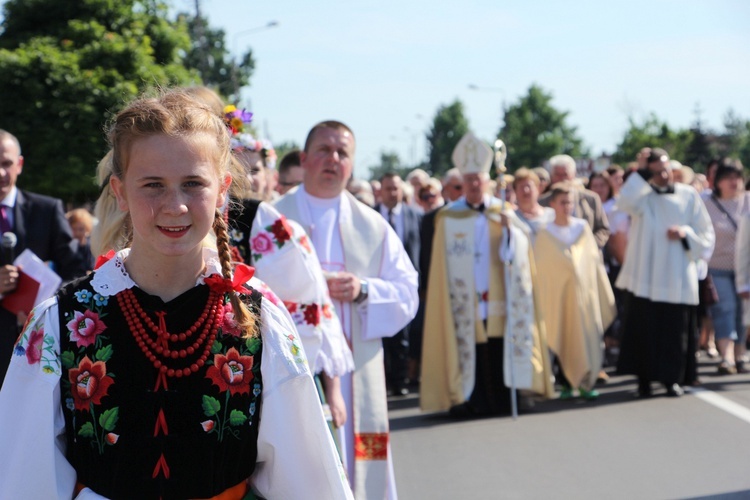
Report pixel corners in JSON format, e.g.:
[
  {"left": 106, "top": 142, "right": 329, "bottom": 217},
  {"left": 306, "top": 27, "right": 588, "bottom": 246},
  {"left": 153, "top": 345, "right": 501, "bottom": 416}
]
[
  {"left": 651, "top": 184, "right": 675, "bottom": 195},
  {"left": 466, "top": 193, "right": 490, "bottom": 212}
]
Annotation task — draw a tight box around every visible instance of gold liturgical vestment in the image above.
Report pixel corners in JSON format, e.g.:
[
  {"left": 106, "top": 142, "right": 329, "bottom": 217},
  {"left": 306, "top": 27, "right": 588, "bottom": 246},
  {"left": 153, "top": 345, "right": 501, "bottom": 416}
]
[
  {"left": 420, "top": 204, "right": 554, "bottom": 412},
  {"left": 534, "top": 223, "right": 616, "bottom": 390}
]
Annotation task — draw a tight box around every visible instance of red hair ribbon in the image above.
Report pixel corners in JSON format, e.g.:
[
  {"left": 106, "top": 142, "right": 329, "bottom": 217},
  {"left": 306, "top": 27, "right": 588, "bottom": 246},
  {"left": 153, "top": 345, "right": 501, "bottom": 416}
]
[
  {"left": 204, "top": 263, "right": 255, "bottom": 294},
  {"left": 94, "top": 249, "right": 116, "bottom": 270}
]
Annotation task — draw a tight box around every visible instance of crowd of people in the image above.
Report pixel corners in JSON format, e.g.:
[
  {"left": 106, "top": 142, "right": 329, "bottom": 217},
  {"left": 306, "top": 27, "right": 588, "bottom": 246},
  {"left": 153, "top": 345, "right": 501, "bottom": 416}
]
[{"left": 0, "top": 85, "right": 746, "bottom": 498}]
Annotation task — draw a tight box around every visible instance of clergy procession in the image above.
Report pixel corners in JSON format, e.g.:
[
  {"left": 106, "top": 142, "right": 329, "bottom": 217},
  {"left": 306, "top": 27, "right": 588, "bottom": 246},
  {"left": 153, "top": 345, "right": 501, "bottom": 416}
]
[{"left": 0, "top": 81, "right": 743, "bottom": 497}]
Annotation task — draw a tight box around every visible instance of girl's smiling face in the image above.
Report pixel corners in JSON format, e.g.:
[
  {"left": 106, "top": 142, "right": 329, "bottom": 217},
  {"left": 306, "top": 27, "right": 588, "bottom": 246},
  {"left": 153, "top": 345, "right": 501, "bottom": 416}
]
[{"left": 110, "top": 133, "right": 230, "bottom": 261}]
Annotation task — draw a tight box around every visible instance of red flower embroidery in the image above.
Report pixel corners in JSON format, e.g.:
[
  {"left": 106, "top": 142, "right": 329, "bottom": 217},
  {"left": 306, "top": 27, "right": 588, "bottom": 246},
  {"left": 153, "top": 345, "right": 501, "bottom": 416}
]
[
  {"left": 201, "top": 420, "right": 214, "bottom": 432},
  {"left": 26, "top": 327, "right": 45, "bottom": 365},
  {"left": 270, "top": 217, "right": 292, "bottom": 244},
  {"left": 251, "top": 233, "right": 274, "bottom": 255},
  {"left": 322, "top": 303, "right": 333, "bottom": 320},
  {"left": 69, "top": 356, "right": 114, "bottom": 412},
  {"left": 206, "top": 347, "right": 254, "bottom": 395},
  {"left": 481, "top": 291, "right": 489, "bottom": 302},
  {"left": 229, "top": 245, "right": 245, "bottom": 264},
  {"left": 283, "top": 301, "right": 298, "bottom": 314},
  {"left": 106, "top": 433, "right": 119, "bottom": 444},
  {"left": 303, "top": 303, "right": 320, "bottom": 326},
  {"left": 66, "top": 310, "right": 106, "bottom": 347},
  {"left": 221, "top": 302, "right": 242, "bottom": 337},
  {"left": 299, "top": 235, "right": 312, "bottom": 253}
]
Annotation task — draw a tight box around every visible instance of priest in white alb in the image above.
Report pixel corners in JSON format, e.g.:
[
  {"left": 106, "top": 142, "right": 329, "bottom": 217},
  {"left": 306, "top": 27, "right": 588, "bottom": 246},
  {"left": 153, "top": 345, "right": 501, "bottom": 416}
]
[
  {"left": 274, "top": 120, "right": 418, "bottom": 500},
  {"left": 615, "top": 148, "right": 714, "bottom": 397},
  {"left": 420, "top": 132, "right": 553, "bottom": 418}
]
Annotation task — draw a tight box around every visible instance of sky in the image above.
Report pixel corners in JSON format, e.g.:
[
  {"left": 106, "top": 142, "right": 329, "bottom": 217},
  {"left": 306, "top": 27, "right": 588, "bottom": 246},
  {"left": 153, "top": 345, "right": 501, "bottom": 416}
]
[{"left": 183, "top": 1, "right": 747, "bottom": 177}]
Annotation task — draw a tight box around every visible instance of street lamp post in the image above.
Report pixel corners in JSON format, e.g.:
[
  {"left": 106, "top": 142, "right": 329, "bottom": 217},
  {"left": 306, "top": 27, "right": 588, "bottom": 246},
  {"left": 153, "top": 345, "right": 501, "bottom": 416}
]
[{"left": 230, "top": 20, "right": 280, "bottom": 102}]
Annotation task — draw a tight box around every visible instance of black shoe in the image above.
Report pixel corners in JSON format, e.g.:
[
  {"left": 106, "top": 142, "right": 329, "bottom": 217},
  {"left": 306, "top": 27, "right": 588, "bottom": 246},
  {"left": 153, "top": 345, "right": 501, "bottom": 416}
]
[
  {"left": 635, "top": 381, "right": 652, "bottom": 399},
  {"left": 448, "top": 403, "right": 477, "bottom": 419},
  {"left": 665, "top": 383, "right": 684, "bottom": 397}
]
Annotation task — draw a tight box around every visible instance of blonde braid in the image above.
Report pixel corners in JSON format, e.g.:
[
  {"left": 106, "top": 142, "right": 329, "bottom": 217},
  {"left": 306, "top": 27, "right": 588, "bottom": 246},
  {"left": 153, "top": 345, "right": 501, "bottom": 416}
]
[
  {"left": 91, "top": 151, "right": 132, "bottom": 256},
  {"left": 213, "top": 209, "right": 259, "bottom": 338}
]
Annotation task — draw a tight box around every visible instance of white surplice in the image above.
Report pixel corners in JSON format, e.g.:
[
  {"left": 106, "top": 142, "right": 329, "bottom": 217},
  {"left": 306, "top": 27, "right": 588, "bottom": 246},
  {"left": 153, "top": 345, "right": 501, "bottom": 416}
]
[{"left": 615, "top": 174, "right": 714, "bottom": 305}]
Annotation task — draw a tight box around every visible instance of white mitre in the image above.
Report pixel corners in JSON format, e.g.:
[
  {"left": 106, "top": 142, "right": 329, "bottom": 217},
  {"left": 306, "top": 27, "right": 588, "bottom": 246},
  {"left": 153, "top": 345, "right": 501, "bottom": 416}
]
[{"left": 451, "top": 132, "right": 493, "bottom": 175}]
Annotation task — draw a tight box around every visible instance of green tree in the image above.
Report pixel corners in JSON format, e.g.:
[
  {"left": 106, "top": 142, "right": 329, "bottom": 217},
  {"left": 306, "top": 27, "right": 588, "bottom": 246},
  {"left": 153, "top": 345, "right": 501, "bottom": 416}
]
[
  {"left": 721, "top": 110, "right": 750, "bottom": 169},
  {"left": 612, "top": 113, "right": 693, "bottom": 166},
  {"left": 498, "top": 84, "right": 586, "bottom": 170},
  {"left": 178, "top": 11, "right": 254, "bottom": 103},
  {"left": 368, "top": 151, "right": 410, "bottom": 180},
  {"left": 684, "top": 125, "right": 712, "bottom": 171},
  {"left": 0, "top": 0, "right": 195, "bottom": 203},
  {"left": 426, "top": 100, "right": 469, "bottom": 176}
]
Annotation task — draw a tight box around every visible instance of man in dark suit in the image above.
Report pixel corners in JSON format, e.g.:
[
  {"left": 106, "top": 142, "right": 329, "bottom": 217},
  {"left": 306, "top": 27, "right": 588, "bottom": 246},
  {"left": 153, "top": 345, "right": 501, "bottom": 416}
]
[
  {"left": 0, "top": 130, "right": 85, "bottom": 385},
  {"left": 375, "top": 171, "right": 421, "bottom": 395}
]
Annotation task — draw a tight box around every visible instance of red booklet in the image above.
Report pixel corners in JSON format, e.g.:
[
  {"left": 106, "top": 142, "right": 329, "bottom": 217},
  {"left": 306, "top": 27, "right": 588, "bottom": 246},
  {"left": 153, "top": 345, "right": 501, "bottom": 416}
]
[{"left": 1, "top": 270, "right": 40, "bottom": 316}]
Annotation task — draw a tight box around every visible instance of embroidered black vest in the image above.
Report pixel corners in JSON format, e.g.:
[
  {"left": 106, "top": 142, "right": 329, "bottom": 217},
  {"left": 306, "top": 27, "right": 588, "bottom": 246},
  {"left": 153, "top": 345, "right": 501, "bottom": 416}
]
[
  {"left": 57, "top": 273, "right": 263, "bottom": 500},
  {"left": 228, "top": 198, "right": 262, "bottom": 264}
]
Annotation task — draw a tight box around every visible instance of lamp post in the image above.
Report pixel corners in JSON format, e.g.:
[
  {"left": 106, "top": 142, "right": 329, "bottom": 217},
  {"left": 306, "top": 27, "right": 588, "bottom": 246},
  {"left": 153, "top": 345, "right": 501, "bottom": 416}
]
[{"left": 230, "top": 20, "right": 280, "bottom": 102}]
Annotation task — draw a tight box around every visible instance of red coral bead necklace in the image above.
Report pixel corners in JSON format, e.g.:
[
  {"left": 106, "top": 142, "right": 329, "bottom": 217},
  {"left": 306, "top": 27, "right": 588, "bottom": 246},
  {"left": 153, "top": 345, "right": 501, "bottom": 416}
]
[{"left": 117, "top": 287, "right": 223, "bottom": 379}]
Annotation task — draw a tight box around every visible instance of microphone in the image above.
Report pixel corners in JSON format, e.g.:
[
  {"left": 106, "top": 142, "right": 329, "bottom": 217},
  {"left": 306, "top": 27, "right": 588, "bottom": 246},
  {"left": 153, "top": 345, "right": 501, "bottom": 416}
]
[{"left": 2, "top": 232, "right": 17, "bottom": 266}]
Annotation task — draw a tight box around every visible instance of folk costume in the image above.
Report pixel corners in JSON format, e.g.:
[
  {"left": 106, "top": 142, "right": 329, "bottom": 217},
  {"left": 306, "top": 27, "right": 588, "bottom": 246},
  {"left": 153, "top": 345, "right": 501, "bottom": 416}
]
[
  {"left": 274, "top": 186, "right": 419, "bottom": 500},
  {"left": 420, "top": 133, "right": 554, "bottom": 417},
  {"left": 615, "top": 170, "right": 714, "bottom": 390},
  {"left": 534, "top": 218, "right": 616, "bottom": 391},
  {"left": 0, "top": 248, "right": 352, "bottom": 500},
  {"left": 226, "top": 198, "right": 354, "bottom": 377}
]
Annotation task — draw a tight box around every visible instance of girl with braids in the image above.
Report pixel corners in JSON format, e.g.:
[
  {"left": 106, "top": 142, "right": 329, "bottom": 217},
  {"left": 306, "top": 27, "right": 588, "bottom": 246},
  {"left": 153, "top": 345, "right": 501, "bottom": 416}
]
[{"left": 0, "top": 89, "right": 352, "bottom": 499}]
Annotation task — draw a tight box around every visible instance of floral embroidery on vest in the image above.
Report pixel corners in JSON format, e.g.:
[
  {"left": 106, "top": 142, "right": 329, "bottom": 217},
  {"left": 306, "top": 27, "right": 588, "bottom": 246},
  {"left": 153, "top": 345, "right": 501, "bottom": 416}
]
[
  {"left": 202, "top": 313, "right": 263, "bottom": 442},
  {"left": 60, "top": 285, "right": 118, "bottom": 455}
]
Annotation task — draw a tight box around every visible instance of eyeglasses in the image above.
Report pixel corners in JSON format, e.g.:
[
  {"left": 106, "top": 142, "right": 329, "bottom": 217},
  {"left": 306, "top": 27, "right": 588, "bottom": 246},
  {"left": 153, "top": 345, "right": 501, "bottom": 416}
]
[
  {"left": 448, "top": 184, "right": 463, "bottom": 191},
  {"left": 420, "top": 193, "right": 437, "bottom": 201},
  {"left": 279, "top": 181, "right": 301, "bottom": 187}
]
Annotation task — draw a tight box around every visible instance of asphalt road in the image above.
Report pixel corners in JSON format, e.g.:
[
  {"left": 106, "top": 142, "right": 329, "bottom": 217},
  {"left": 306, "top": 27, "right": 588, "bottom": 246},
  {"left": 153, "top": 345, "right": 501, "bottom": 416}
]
[{"left": 388, "top": 356, "right": 750, "bottom": 500}]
